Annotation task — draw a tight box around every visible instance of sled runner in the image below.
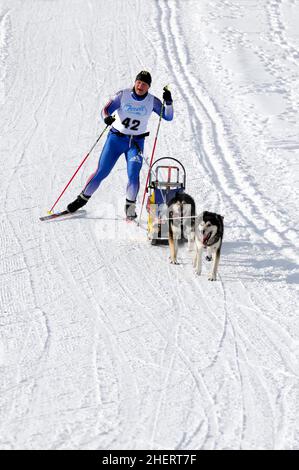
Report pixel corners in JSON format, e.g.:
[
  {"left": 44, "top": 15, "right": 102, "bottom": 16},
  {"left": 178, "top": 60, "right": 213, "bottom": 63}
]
[{"left": 146, "top": 157, "right": 186, "bottom": 245}]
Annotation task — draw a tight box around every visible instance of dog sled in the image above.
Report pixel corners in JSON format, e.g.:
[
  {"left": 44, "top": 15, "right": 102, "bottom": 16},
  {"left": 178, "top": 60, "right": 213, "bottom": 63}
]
[{"left": 146, "top": 157, "right": 186, "bottom": 245}]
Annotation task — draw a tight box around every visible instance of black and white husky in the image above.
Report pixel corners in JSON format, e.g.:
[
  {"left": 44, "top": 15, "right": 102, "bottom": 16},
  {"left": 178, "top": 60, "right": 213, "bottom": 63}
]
[
  {"left": 167, "top": 192, "right": 196, "bottom": 264},
  {"left": 194, "top": 211, "right": 224, "bottom": 281}
]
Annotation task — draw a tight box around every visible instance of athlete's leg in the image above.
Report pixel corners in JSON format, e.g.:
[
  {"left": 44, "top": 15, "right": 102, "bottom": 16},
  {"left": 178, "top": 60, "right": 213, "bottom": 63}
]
[
  {"left": 125, "top": 140, "right": 144, "bottom": 202},
  {"left": 83, "top": 132, "right": 127, "bottom": 197}
]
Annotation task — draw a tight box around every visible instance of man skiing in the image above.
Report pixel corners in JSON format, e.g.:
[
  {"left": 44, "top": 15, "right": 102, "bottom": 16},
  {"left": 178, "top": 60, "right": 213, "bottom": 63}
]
[{"left": 66, "top": 70, "right": 174, "bottom": 219}]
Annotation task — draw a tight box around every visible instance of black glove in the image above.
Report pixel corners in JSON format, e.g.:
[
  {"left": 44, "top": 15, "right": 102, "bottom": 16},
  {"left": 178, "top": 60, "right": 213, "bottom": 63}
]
[
  {"left": 163, "top": 88, "right": 172, "bottom": 104},
  {"left": 104, "top": 115, "right": 116, "bottom": 126}
]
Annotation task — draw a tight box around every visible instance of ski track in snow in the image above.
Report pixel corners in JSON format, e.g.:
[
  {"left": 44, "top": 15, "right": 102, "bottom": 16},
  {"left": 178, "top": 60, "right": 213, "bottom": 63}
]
[
  {"left": 0, "top": 0, "right": 298, "bottom": 450},
  {"left": 158, "top": 0, "right": 298, "bottom": 264}
]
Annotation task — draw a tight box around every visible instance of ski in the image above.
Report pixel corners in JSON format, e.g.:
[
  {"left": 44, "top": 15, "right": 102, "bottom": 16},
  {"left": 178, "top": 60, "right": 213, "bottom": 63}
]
[
  {"left": 39, "top": 210, "right": 70, "bottom": 221},
  {"left": 40, "top": 211, "right": 140, "bottom": 223}
]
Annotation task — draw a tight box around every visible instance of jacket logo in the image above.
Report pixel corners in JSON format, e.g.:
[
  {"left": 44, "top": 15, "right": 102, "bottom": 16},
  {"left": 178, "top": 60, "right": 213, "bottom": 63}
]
[{"left": 124, "top": 104, "right": 147, "bottom": 116}]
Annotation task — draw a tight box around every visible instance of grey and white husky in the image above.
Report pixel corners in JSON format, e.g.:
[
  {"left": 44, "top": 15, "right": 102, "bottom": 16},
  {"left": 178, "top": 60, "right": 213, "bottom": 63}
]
[
  {"left": 167, "top": 192, "right": 196, "bottom": 264},
  {"left": 194, "top": 211, "right": 224, "bottom": 281}
]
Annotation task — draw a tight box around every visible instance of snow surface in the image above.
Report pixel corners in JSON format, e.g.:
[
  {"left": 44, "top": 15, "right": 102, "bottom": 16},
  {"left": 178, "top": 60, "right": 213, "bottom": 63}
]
[{"left": 0, "top": 0, "right": 298, "bottom": 450}]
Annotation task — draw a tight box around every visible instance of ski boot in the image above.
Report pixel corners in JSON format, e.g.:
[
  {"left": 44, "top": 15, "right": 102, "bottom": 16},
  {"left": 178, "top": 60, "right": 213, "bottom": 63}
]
[
  {"left": 125, "top": 199, "right": 137, "bottom": 220},
  {"left": 67, "top": 192, "right": 90, "bottom": 213}
]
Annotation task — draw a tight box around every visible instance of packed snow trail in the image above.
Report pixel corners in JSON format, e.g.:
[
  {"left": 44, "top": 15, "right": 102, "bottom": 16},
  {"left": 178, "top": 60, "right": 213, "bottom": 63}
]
[{"left": 0, "top": 0, "right": 298, "bottom": 450}]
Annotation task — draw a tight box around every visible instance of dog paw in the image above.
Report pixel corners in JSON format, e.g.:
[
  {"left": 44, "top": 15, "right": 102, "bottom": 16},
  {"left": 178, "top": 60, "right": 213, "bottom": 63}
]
[
  {"left": 195, "top": 270, "right": 202, "bottom": 276},
  {"left": 170, "top": 260, "right": 179, "bottom": 265},
  {"left": 208, "top": 273, "right": 217, "bottom": 281}
]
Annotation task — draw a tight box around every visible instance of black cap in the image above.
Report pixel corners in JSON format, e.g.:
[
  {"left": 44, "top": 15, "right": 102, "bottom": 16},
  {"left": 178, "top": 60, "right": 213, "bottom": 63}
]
[{"left": 135, "top": 70, "right": 152, "bottom": 86}]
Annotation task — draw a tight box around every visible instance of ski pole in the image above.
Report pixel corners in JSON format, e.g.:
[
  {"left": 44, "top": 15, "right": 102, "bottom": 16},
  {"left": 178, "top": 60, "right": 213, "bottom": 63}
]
[
  {"left": 138, "top": 86, "right": 169, "bottom": 226},
  {"left": 47, "top": 125, "right": 109, "bottom": 214}
]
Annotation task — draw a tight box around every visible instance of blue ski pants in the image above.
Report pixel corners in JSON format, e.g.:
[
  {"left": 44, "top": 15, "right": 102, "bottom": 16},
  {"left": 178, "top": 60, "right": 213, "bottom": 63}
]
[{"left": 83, "top": 130, "right": 145, "bottom": 201}]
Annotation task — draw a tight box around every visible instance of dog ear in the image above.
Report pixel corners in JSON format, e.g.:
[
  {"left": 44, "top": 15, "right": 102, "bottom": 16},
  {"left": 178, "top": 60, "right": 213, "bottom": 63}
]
[
  {"left": 197, "top": 212, "right": 205, "bottom": 223},
  {"left": 215, "top": 214, "right": 223, "bottom": 223}
]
